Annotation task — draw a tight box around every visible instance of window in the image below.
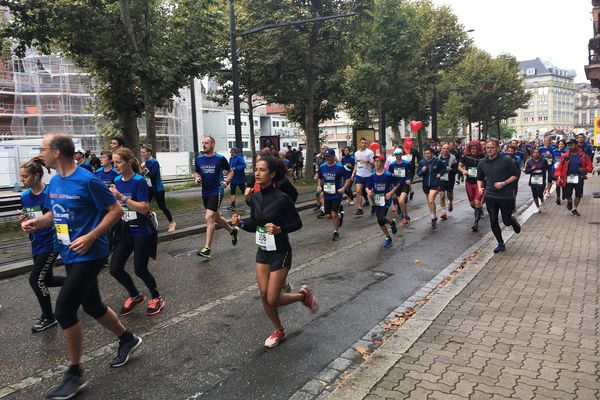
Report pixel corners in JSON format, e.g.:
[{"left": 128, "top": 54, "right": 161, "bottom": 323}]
[
  {"left": 0, "top": 99, "right": 4, "bottom": 110},
  {"left": 272, "top": 120, "right": 280, "bottom": 127},
  {"left": 254, "top": 120, "right": 258, "bottom": 126},
  {"left": 228, "top": 118, "right": 235, "bottom": 126},
  {"left": 526, "top": 68, "right": 536, "bottom": 76},
  {"left": 47, "top": 99, "right": 57, "bottom": 111}
]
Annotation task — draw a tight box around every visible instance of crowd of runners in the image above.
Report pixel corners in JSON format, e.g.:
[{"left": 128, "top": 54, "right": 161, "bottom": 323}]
[{"left": 12, "top": 131, "right": 598, "bottom": 398}]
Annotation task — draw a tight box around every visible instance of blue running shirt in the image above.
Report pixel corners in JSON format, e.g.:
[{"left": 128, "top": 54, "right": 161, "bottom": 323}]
[
  {"left": 194, "top": 154, "right": 230, "bottom": 196},
  {"left": 21, "top": 186, "right": 56, "bottom": 255}
]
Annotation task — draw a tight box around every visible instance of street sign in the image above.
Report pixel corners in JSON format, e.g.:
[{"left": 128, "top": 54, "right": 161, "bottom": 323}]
[{"left": 594, "top": 116, "right": 600, "bottom": 146}]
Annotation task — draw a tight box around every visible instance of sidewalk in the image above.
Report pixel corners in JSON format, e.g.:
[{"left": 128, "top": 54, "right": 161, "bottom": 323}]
[{"left": 328, "top": 176, "right": 600, "bottom": 400}]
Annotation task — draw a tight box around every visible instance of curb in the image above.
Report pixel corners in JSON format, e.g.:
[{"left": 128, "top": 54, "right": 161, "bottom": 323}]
[
  {"left": 290, "top": 197, "right": 538, "bottom": 400},
  {"left": 0, "top": 200, "right": 317, "bottom": 280}
]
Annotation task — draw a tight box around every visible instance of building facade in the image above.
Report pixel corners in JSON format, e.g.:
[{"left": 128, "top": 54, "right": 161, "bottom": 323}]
[
  {"left": 574, "top": 82, "right": 600, "bottom": 132},
  {"left": 507, "top": 58, "right": 576, "bottom": 139}
]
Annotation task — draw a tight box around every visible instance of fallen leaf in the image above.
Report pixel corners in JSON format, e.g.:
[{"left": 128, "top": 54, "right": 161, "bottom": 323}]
[
  {"left": 415, "top": 295, "right": 432, "bottom": 305},
  {"left": 355, "top": 345, "right": 371, "bottom": 360},
  {"left": 373, "top": 338, "right": 384, "bottom": 346},
  {"left": 414, "top": 259, "right": 421, "bottom": 264}
]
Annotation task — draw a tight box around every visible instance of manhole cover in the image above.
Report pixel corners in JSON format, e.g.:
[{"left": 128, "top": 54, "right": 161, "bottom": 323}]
[
  {"left": 593, "top": 192, "right": 600, "bottom": 198},
  {"left": 589, "top": 222, "right": 600, "bottom": 225}
]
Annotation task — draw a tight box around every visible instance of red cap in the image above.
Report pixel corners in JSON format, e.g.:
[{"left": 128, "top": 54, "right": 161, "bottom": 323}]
[{"left": 373, "top": 154, "right": 385, "bottom": 162}]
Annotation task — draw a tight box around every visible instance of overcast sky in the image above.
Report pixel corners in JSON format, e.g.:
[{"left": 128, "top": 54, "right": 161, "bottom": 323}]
[{"left": 432, "top": 0, "right": 592, "bottom": 82}]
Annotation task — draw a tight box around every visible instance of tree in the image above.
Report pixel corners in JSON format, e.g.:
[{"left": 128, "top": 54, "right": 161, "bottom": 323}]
[{"left": 1, "top": 0, "right": 224, "bottom": 150}]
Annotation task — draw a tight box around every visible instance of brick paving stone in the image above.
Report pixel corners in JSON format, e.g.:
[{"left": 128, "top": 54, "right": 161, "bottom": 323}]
[{"left": 362, "top": 178, "right": 600, "bottom": 400}]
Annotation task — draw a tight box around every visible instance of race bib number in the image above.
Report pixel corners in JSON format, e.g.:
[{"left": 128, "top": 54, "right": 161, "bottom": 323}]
[
  {"left": 567, "top": 175, "right": 579, "bottom": 184},
  {"left": 145, "top": 177, "right": 152, "bottom": 187},
  {"left": 439, "top": 174, "right": 449, "bottom": 182},
  {"left": 546, "top": 158, "right": 552, "bottom": 165},
  {"left": 374, "top": 193, "right": 386, "bottom": 206},
  {"left": 55, "top": 224, "right": 71, "bottom": 245},
  {"left": 344, "top": 163, "right": 353, "bottom": 172},
  {"left": 554, "top": 162, "right": 560, "bottom": 169},
  {"left": 23, "top": 206, "right": 43, "bottom": 220},
  {"left": 468, "top": 167, "right": 478, "bottom": 178},
  {"left": 323, "top": 182, "right": 336, "bottom": 194},
  {"left": 393, "top": 168, "right": 406, "bottom": 178},
  {"left": 531, "top": 174, "right": 543, "bottom": 185},
  {"left": 122, "top": 206, "right": 136, "bottom": 222},
  {"left": 256, "top": 226, "right": 276, "bottom": 251}
]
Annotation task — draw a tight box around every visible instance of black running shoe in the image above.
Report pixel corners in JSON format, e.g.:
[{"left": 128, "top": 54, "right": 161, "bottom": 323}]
[
  {"left": 332, "top": 231, "right": 340, "bottom": 241},
  {"left": 409, "top": 191, "right": 414, "bottom": 201},
  {"left": 511, "top": 218, "right": 521, "bottom": 234},
  {"left": 46, "top": 372, "right": 87, "bottom": 399},
  {"left": 111, "top": 334, "right": 142, "bottom": 368},
  {"left": 431, "top": 218, "right": 437, "bottom": 228},
  {"left": 556, "top": 198, "right": 561, "bottom": 205},
  {"left": 355, "top": 208, "right": 363, "bottom": 216},
  {"left": 231, "top": 226, "right": 239, "bottom": 246},
  {"left": 572, "top": 209, "right": 580, "bottom": 216},
  {"left": 339, "top": 210, "right": 344, "bottom": 227},
  {"left": 364, "top": 200, "right": 370, "bottom": 207},
  {"left": 317, "top": 211, "right": 326, "bottom": 219},
  {"left": 471, "top": 220, "right": 479, "bottom": 232},
  {"left": 566, "top": 201, "right": 573, "bottom": 211},
  {"left": 32, "top": 317, "right": 58, "bottom": 333},
  {"left": 493, "top": 243, "right": 506, "bottom": 253}
]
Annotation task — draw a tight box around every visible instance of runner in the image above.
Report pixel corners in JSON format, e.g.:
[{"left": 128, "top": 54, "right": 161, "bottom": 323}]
[
  {"left": 352, "top": 138, "right": 374, "bottom": 215},
  {"left": 366, "top": 154, "right": 399, "bottom": 248},
  {"left": 95, "top": 151, "right": 119, "bottom": 187},
  {"left": 577, "top": 132, "right": 594, "bottom": 159},
  {"left": 402, "top": 139, "right": 421, "bottom": 201},
  {"left": 387, "top": 148, "right": 412, "bottom": 225},
  {"left": 318, "top": 148, "right": 349, "bottom": 241},
  {"left": 231, "top": 156, "right": 317, "bottom": 348},
  {"left": 417, "top": 148, "right": 446, "bottom": 228},
  {"left": 109, "top": 147, "right": 164, "bottom": 316},
  {"left": 554, "top": 139, "right": 593, "bottom": 216},
  {"left": 538, "top": 137, "right": 555, "bottom": 197},
  {"left": 551, "top": 140, "right": 567, "bottom": 204},
  {"left": 110, "top": 136, "right": 125, "bottom": 150},
  {"left": 437, "top": 144, "right": 458, "bottom": 220},
  {"left": 458, "top": 141, "right": 485, "bottom": 232},
  {"left": 139, "top": 145, "right": 176, "bottom": 232},
  {"left": 21, "top": 134, "right": 141, "bottom": 399},
  {"left": 227, "top": 147, "right": 247, "bottom": 211},
  {"left": 524, "top": 148, "right": 548, "bottom": 213},
  {"left": 477, "top": 139, "right": 521, "bottom": 253},
  {"left": 313, "top": 144, "right": 328, "bottom": 216},
  {"left": 74, "top": 147, "right": 94, "bottom": 173},
  {"left": 194, "top": 136, "right": 239, "bottom": 259},
  {"left": 341, "top": 146, "right": 356, "bottom": 205},
  {"left": 504, "top": 144, "right": 522, "bottom": 213},
  {"left": 19, "top": 157, "right": 65, "bottom": 332}
]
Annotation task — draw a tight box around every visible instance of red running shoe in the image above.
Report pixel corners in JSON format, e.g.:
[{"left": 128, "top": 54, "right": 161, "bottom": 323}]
[
  {"left": 145, "top": 297, "right": 165, "bottom": 316},
  {"left": 120, "top": 294, "right": 146, "bottom": 316},
  {"left": 264, "top": 328, "right": 287, "bottom": 348},
  {"left": 440, "top": 211, "right": 448, "bottom": 220},
  {"left": 299, "top": 285, "right": 319, "bottom": 313}
]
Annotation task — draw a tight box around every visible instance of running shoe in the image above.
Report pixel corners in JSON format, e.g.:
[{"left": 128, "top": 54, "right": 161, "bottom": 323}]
[
  {"left": 471, "top": 220, "right": 479, "bottom": 232},
  {"left": 231, "top": 226, "right": 239, "bottom": 246},
  {"left": 145, "top": 297, "right": 165, "bottom": 316},
  {"left": 299, "top": 285, "right": 319, "bottom": 313},
  {"left": 332, "top": 231, "right": 340, "bottom": 241},
  {"left": 383, "top": 236, "right": 393, "bottom": 248},
  {"left": 110, "top": 334, "right": 142, "bottom": 368},
  {"left": 448, "top": 203, "right": 453, "bottom": 212},
  {"left": 431, "top": 218, "right": 438, "bottom": 228},
  {"left": 197, "top": 247, "right": 211, "bottom": 259},
  {"left": 511, "top": 218, "right": 521, "bottom": 234},
  {"left": 226, "top": 204, "right": 236, "bottom": 211},
  {"left": 32, "top": 317, "right": 58, "bottom": 333},
  {"left": 282, "top": 282, "right": 293, "bottom": 293},
  {"left": 339, "top": 210, "right": 344, "bottom": 227},
  {"left": 264, "top": 328, "right": 287, "bottom": 348},
  {"left": 167, "top": 221, "right": 177, "bottom": 232},
  {"left": 355, "top": 208, "right": 363, "bottom": 216},
  {"left": 348, "top": 200, "right": 355, "bottom": 205},
  {"left": 493, "top": 243, "right": 506, "bottom": 253},
  {"left": 440, "top": 211, "right": 448, "bottom": 220},
  {"left": 149, "top": 212, "right": 158, "bottom": 230},
  {"left": 409, "top": 191, "right": 414, "bottom": 201},
  {"left": 556, "top": 198, "right": 561, "bottom": 205},
  {"left": 402, "top": 216, "right": 409, "bottom": 225},
  {"left": 390, "top": 219, "right": 398, "bottom": 235},
  {"left": 317, "top": 211, "right": 326, "bottom": 219},
  {"left": 119, "top": 294, "right": 146, "bottom": 316},
  {"left": 364, "top": 200, "right": 370, "bottom": 207},
  {"left": 572, "top": 209, "right": 581, "bottom": 217},
  {"left": 566, "top": 201, "right": 573, "bottom": 211},
  {"left": 46, "top": 371, "right": 87, "bottom": 399}
]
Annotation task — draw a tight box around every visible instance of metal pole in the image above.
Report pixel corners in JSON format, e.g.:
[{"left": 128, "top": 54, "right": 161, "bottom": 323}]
[
  {"left": 229, "top": 0, "right": 243, "bottom": 151},
  {"left": 189, "top": 77, "right": 199, "bottom": 156},
  {"left": 431, "top": 84, "right": 438, "bottom": 142}
]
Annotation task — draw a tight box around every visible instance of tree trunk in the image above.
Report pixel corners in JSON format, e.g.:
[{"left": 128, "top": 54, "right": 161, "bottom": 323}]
[
  {"left": 118, "top": 111, "right": 140, "bottom": 152},
  {"left": 247, "top": 91, "right": 257, "bottom": 166},
  {"left": 142, "top": 78, "right": 156, "bottom": 149},
  {"left": 119, "top": 0, "right": 138, "bottom": 53},
  {"left": 304, "top": 90, "right": 317, "bottom": 181}
]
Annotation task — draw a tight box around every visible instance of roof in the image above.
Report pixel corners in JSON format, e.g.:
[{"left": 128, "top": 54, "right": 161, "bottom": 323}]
[{"left": 519, "top": 58, "right": 577, "bottom": 78}]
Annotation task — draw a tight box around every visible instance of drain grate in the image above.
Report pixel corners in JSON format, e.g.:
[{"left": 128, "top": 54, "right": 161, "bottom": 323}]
[
  {"left": 589, "top": 222, "right": 600, "bottom": 225},
  {"left": 594, "top": 192, "right": 600, "bottom": 198}
]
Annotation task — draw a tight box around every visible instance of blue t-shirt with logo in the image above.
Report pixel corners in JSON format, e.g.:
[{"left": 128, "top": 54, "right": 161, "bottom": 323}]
[
  {"left": 145, "top": 158, "right": 165, "bottom": 192},
  {"left": 194, "top": 153, "right": 230, "bottom": 197},
  {"left": 21, "top": 186, "right": 56, "bottom": 255},
  {"left": 567, "top": 154, "right": 582, "bottom": 176},
  {"left": 114, "top": 174, "right": 152, "bottom": 237},
  {"left": 95, "top": 167, "right": 119, "bottom": 187},
  {"left": 318, "top": 162, "right": 346, "bottom": 200},
  {"left": 341, "top": 155, "right": 356, "bottom": 179},
  {"left": 366, "top": 171, "right": 395, "bottom": 208},
  {"left": 388, "top": 160, "right": 413, "bottom": 187},
  {"left": 80, "top": 162, "right": 94, "bottom": 173},
  {"left": 229, "top": 154, "right": 247, "bottom": 185},
  {"left": 551, "top": 148, "right": 565, "bottom": 171},
  {"left": 45, "top": 167, "right": 117, "bottom": 264}
]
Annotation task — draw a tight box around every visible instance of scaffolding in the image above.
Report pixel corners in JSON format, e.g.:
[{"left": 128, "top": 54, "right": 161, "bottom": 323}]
[{"left": 0, "top": 48, "right": 193, "bottom": 152}]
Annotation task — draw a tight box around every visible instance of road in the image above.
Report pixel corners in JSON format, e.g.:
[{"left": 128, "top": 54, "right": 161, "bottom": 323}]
[{"left": 0, "top": 180, "right": 533, "bottom": 399}]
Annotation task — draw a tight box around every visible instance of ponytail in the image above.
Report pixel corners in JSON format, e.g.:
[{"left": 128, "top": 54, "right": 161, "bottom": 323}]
[{"left": 21, "top": 157, "right": 49, "bottom": 180}]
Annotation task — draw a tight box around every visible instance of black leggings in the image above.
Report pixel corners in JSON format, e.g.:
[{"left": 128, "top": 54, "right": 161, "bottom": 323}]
[
  {"left": 30, "top": 252, "right": 64, "bottom": 319},
  {"left": 485, "top": 197, "right": 514, "bottom": 244},
  {"left": 55, "top": 259, "right": 108, "bottom": 330},
  {"left": 530, "top": 185, "right": 544, "bottom": 202},
  {"left": 149, "top": 190, "right": 173, "bottom": 222},
  {"left": 376, "top": 206, "right": 390, "bottom": 226},
  {"left": 110, "top": 234, "right": 159, "bottom": 299}
]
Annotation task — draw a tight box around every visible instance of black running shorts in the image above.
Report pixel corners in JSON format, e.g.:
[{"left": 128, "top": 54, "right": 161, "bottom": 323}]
[
  {"left": 203, "top": 195, "right": 223, "bottom": 212},
  {"left": 256, "top": 249, "right": 292, "bottom": 271}
]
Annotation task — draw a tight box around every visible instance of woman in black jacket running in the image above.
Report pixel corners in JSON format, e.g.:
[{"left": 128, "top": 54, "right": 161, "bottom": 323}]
[{"left": 231, "top": 156, "right": 318, "bottom": 348}]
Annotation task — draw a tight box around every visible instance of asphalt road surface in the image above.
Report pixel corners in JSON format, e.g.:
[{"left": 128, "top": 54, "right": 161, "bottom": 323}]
[{"left": 0, "top": 180, "right": 533, "bottom": 399}]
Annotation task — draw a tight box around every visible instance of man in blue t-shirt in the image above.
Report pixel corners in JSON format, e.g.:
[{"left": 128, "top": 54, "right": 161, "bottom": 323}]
[
  {"left": 21, "top": 134, "right": 141, "bottom": 399},
  {"left": 95, "top": 151, "right": 119, "bottom": 187},
  {"left": 318, "top": 148, "right": 349, "bottom": 241},
  {"left": 74, "top": 147, "right": 94, "bottom": 173},
  {"left": 194, "top": 136, "right": 239, "bottom": 259},
  {"left": 227, "top": 147, "right": 247, "bottom": 211}
]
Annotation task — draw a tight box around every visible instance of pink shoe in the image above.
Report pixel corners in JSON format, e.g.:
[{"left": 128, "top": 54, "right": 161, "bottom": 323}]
[{"left": 299, "top": 286, "right": 319, "bottom": 313}]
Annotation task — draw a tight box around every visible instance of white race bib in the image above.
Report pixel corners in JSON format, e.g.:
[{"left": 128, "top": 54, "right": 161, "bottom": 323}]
[
  {"left": 531, "top": 174, "right": 543, "bottom": 185},
  {"left": 55, "top": 223, "right": 71, "bottom": 245},
  {"left": 439, "top": 174, "right": 449, "bottom": 181},
  {"left": 393, "top": 168, "right": 406, "bottom": 178},
  {"left": 23, "top": 206, "right": 43, "bottom": 220},
  {"left": 374, "top": 193, "right": 386, "bottom": 206},
  {"left": 554, "top": 162, "right": 560, "bottom": 169},
  {"left": 323, "top": 182, "right": 336, "bottom": 194},
  {"left": 122, "top": 206, "right": 136, "bottom": 222},
  {"left": 546, "top": 158, "right": 552, "bottom": 165},
  {"left": 468, "top": 167, "right": 478, "bottom": 178},
  {"left": 256, "top": 226, "right": 277, "bottom": 251},
  {"left": 567, "top": 175, "right": 579, "bottom": 184},
  {"left": 145, "top": 177, "right": 152, "bottom": 187}
]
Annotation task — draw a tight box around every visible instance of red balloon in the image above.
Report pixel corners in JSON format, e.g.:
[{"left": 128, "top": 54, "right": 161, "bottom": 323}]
[
  {"left": 369, "top": 142, "right": 380, "bottom": 152},
  {"left": 409, "top": 120, "right": 423, "bottom": 132},
  {"left": 404, "top": 138, "right": 413, "bottom": 148}
]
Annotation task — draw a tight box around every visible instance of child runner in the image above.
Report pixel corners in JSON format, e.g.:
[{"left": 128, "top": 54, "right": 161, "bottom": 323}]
[{"left": 366, "top": 154, "right": 399, "bottom": 248}]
